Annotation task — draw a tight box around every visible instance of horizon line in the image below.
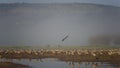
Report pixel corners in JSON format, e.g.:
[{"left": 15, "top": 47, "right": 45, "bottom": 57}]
[{"left": 0, "top": 2, "right": 119, "bottom": 8}]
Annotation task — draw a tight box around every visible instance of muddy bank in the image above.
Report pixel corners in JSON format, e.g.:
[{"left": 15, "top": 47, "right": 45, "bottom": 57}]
[{"left": 0, "top": 62, "right": 30, "bottom": 68}]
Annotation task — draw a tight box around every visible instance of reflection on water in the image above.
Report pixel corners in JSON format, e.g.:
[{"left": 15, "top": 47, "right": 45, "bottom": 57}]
[{"left": 0, "top": 58, "right": 120, "bottom": 68}]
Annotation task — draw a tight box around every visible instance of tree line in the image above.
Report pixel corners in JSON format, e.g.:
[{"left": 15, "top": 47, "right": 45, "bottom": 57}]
[{"left": 89, "top": 35, "right": 120, "bottom": 45}]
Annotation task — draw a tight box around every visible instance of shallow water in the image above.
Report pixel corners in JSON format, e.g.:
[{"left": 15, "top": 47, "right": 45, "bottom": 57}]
[{"left": 0, "top": 58, "right": 120, "bottom": 68}]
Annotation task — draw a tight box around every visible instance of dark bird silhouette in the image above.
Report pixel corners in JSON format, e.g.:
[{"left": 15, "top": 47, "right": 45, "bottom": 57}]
[{"left": 62, "top": 35, "right": 69, "bottom": 42}]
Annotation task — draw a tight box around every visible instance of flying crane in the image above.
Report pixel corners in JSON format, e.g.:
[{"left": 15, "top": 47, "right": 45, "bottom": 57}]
[{"left": 61, "top": 35, "right": 69, "bottom": 42}]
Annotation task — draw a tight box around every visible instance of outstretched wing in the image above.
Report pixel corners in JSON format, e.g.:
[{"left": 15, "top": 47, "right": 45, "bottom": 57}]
[{"left": 62, "top": 35, "right": 69, "bottom": 42}]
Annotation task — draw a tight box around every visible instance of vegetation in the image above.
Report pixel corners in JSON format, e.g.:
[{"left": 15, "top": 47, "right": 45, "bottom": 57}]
[{"left": 89, "top": 35, "right": 120, "bottom": 46}]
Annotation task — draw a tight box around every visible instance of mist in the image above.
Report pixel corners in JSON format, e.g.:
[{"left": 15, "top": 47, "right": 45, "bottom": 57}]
[{"left": 0, "top": 3, "right": 120, "bottom": 46}]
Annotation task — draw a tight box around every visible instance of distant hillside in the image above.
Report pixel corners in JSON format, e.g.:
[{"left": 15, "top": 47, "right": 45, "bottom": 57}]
[{"left": 0, "top": 3, "right": 120, "bottom": 14}]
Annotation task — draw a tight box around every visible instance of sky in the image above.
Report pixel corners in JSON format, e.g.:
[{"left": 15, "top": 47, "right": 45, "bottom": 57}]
[
  {"left": 0, "top": 0, "right": 120, "bottom": 46},
  {"left": 0, "top": 0, "right": 120, "bottom": 7}
]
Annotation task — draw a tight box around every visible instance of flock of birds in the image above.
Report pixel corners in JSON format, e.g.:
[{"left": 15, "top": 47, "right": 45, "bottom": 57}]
[{"left": 0, "top": 48, "right": 120, "bottom": 61}]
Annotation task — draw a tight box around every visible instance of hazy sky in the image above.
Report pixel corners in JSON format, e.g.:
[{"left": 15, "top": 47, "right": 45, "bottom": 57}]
[
  {"left": 0, "top": 0, "right": 120, "bottom": 7},
  {"left": 0, "top": 1, "right": 120, "bottom": 46}
]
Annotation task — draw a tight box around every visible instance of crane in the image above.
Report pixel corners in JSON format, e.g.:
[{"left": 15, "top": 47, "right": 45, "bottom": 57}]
[{"left": 62, "top": 35, "right": 69, "bottom": 42}]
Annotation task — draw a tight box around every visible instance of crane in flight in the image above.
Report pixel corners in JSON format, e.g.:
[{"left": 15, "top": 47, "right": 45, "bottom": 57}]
[
  {"left": 58, "top": 34, "right": 69, "bottom": 47},
  {"left": 62, "top": 35, "right": 69, "bottom": 42}
]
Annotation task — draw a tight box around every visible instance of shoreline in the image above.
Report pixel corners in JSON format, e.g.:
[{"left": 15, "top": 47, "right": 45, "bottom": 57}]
[{"left": 0, "top": 62, "right": 30, "bottom": 68}]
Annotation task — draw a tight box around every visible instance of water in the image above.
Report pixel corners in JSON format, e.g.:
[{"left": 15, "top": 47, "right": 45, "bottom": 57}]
[{"left": 0, "top": 58, "right": 120, "bottom": 68}]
